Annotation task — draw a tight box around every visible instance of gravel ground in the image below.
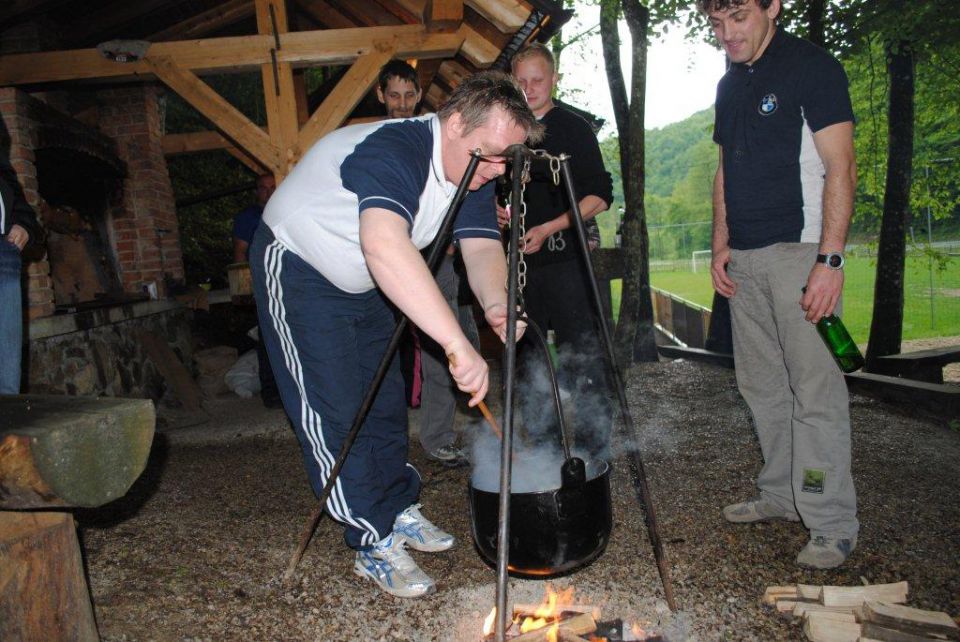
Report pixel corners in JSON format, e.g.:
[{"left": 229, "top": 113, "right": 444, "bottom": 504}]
[{"left": 76, "top": 358, "right": 960, "bottom": 641}]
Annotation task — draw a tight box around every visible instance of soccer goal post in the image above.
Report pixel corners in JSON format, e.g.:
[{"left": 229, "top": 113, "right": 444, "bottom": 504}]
[{"left": 691, "top": 249, "right": 712, "bottom": 273}]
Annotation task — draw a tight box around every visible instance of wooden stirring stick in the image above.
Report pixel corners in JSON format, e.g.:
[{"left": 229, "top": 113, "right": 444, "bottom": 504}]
[
  {"left": 476, "top": 400, "right": 503, "bottom": 440},
  {"left": 447, "top": 354, "right": 502, "bottom": 440}
]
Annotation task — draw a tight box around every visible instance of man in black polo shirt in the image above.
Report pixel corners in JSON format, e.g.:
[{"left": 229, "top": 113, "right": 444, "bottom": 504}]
[
  {"left": 698, "top": 0, "right": 859, "bottom": 569},
  {"left": 506, "top": 42, "right": 614, "bottom": 456}
]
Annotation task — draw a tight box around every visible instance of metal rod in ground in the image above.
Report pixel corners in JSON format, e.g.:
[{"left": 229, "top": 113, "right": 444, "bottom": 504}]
[
  {"left": 557, "top": 156, "right": 678, "bottom": 611},
  {"left": 281, "top": 151, "right": 483, "bottom": 585},
  {"left": 494, "top": 144, "right": 526, "bottom": 642}
]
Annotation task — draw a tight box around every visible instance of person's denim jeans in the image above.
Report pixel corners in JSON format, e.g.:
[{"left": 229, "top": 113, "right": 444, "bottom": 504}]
[{"left": 0, "top": 238, "right": 23, "bottom": 394}]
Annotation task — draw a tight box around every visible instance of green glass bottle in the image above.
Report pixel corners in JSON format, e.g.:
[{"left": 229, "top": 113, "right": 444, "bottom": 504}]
[
  {"left": 802, "top": 288, "right": 864, "bottom": 373},
  {"left": 816, "top": 314, "right": 865, "bottom": 373}
]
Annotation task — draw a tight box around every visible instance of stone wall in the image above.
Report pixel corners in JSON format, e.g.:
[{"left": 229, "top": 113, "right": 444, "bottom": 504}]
[{"left": 27, "top": 302, "right": 193, "bottom": 400}]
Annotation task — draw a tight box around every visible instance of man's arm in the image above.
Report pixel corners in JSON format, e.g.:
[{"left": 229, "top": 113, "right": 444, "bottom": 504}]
[
  {"left": 457, "top": 236, "right": 526, "bottom": 343},
  {"left": 710, "top": 149, "right": 736, "bottom": 298},
  {"left": 800, "top": 121, "right": 856, "bottom": 322},
  {"left": 359, "top": 208, "right": 489, "bottom": 404}
]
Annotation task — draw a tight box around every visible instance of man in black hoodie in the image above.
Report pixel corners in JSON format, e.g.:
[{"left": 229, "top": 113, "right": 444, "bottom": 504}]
[{"left": 0, "top": 160, "right": 42, "bottom": 393}]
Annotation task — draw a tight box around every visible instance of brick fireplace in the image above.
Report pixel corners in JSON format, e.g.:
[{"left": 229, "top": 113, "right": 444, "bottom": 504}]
[{"left": 1, "top": 84, "right": 193, "bottom": 397}]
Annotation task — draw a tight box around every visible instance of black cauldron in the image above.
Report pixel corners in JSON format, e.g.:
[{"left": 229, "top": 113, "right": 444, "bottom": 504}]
[{"left": 468, "top": 459, "right": 613, "bottom": 577}]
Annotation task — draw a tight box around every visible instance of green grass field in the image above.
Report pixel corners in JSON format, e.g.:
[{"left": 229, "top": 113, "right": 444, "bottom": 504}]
[{"left": 609, "top": 252, "right": 960, "bottom": 344}]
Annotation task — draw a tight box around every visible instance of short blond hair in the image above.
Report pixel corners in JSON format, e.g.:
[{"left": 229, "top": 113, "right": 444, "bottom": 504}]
[{"left": 510, "top": 42, "right": 556, "bottom": 74}]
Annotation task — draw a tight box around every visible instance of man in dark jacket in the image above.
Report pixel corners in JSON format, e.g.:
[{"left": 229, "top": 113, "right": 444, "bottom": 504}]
[
  {"left": 1, "top": 165, "right": 42, "bottom": 393},
  {"left": 504, "top": 43, "right": 615, "bottom": 456}
]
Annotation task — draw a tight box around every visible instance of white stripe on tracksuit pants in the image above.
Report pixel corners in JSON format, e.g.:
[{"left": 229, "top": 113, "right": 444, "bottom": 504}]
[{"left": 250, "top": 224, "right": 420, "bottom": 550}]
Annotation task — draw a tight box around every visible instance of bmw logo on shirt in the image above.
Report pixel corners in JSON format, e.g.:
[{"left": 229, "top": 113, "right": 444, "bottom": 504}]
[{"left": 758, "top": 94, "right": 778, "bottom": 115}]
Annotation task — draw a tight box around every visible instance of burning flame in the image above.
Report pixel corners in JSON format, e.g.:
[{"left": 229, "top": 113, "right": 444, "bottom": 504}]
[
  {"left": 482, "top": 607, "right": 496, "bottom": 638},
  {"left": 516, "top": 584, "right": 576, "bottom": 637},
  {"left": 481, "top": 584, "right": 614, "bottom": 640}
]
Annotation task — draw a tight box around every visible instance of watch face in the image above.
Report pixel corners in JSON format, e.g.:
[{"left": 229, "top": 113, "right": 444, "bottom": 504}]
[{"left": 827, "top": 253, "right": 844, "bottom": 269}]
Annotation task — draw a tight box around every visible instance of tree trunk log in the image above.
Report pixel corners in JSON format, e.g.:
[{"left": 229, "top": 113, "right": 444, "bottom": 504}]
[
  {"left": 0, "top": 511, "right": 99, "bottom": 641},
  {"left": 866, "top": 40, "right": 914, "bottom": 367}
]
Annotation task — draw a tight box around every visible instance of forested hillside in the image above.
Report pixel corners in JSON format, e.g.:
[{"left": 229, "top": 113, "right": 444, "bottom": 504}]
[{"left": 596, "top": 108, "right": 717, "bottom": 263}]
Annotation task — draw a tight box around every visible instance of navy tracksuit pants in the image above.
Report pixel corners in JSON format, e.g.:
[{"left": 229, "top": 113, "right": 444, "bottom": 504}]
[{"left": 249, "top": 225, "right": 420, "bottom": 550}]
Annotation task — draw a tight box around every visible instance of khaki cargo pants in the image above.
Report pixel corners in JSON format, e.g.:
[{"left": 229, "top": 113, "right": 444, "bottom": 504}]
[{"left": 728, "top": 242, "right": 858, "bottom": 538}]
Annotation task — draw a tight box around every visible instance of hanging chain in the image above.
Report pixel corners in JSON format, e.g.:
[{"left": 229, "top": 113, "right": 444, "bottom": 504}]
[
  {"left": 515, "top": 157, "right": 531, "bottom": 293},
  {"left": 507, "top": 150, "right": 565, "bottom": 294}
]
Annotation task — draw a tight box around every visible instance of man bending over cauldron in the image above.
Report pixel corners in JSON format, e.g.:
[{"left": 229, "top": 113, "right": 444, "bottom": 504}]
[{"left": 249, "top": 71, "right": 543, "bottom": 597}]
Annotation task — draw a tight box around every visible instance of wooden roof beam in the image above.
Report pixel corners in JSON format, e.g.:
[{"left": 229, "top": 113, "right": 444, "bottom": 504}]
[
  {"left": 162, "top": 131, "right": 268, "bottom": 174},
  {"left": 457, "top": 23, "right": 498, "bottom": 67},
  {"left": 0, "top": 25, "right": 463, "bottom": 85},
  {"left": 147, "top": 0, "right": 256, "bottom": 42},
  {"left": 293, "top": 0, "right": 355, "bottom": 30},
  {"left": 464, "top": 0, "right": 528, "bottom": 32},
  {"left": 423, "top": 0, "right": 463, "bottom": 32}
]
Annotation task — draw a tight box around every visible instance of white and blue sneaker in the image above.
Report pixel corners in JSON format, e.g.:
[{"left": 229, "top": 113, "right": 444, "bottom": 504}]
[
  {"left": 354, "top": 534, "right": 435, "bottom": 598},
  {"left": 393, "top": 504, "right": 455, "bottom": 552}
]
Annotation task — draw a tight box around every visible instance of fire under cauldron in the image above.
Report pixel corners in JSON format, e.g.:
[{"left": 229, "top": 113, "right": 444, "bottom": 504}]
[{"left": 469, "top": 458, "right": 612, "bottom": 577}]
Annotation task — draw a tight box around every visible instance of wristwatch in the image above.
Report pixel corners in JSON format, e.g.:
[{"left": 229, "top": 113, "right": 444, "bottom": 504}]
[{"left": 816, "top": 252, "right": 845, "bottom": 270}]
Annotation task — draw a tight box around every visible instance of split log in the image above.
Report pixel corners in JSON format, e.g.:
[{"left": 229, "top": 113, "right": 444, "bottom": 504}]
[
  {"left": 0, "top": 512, "right": 98, "bottom": 641},
  {"left": 0, "top": 395, "right": 155, "bottom": 509},
  {"left": 805, "top": 612, "right": 860, "bottom": 624},
  {"left": 860, "top": 622, "right": 947, "bottom": 642},
  {"left": 764, "top": 586, "right": 800, "bottom": 605},
  {"left": 794, "top": 603, "right": 860, "bottom": 619},
  {"left": 509, "top": 613, "right": 597, "bottom": 642},
  {"left": 821, "top": 583, "right": 909, "bottom": 608},
  {"left": 862, "top": 602, "right": 959, "bottom": 640},
  {"left": 803, "top": 613, "right": 862, "bottom": 642}
]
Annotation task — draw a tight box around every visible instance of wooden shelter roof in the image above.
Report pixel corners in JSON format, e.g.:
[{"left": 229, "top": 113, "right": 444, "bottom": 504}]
[
  {"left": 0, "top": 0, "right": 571, "bottom": 106},
  {"left": 0, "top": 1, "right": 573, "bottom": 178}
]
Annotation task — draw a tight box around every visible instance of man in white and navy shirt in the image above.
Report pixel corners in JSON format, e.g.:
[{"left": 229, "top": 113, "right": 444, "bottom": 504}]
[{"left": 250, "top": 71, "right": 542, "bottom": 597}]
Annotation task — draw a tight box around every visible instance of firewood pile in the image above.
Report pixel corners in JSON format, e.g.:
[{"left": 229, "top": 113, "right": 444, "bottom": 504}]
[{"left": 762, "top": 582, "right": 959, "bottom": 642}]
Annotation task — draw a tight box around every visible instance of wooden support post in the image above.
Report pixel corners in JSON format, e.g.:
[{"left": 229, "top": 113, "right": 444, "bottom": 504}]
[
  {"left": 0, "top": 512, "right": 99, "bottom": 642},
  {"left": 256, "top": 0, "right": 300, "bottom": 179},
  {"left": 293, "top": 70, "right": 310, "bottom": 126}
]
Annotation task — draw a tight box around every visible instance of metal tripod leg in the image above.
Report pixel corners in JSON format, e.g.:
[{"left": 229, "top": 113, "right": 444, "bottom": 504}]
[
  {"left": 557, "top": 156, "right": 678, "bottom": 611},
  {"left": 493, "top": 144, "right": 526, "bottom": 642}
]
